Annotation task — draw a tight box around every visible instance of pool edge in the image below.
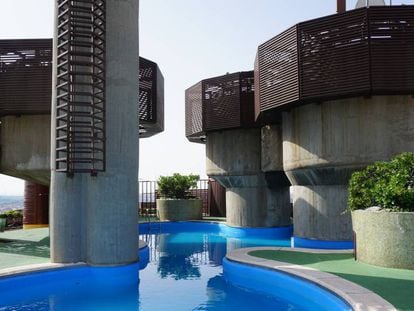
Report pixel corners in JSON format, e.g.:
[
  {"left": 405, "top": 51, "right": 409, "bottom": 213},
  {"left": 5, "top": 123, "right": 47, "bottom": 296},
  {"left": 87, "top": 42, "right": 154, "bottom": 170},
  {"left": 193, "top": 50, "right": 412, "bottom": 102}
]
[
  {"left": 0, "top": 240, "right": 149, "bottom": 279},
  {"left": 225, "top": 247, "right": 396, "bottom": 311}
]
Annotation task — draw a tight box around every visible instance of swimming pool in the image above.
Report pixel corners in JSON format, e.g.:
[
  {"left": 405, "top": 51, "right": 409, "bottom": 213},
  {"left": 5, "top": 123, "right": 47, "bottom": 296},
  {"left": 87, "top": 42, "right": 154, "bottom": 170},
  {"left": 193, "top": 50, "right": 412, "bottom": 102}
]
[{"left": 0, "top": 222, "right": 351, "bottom": 311}]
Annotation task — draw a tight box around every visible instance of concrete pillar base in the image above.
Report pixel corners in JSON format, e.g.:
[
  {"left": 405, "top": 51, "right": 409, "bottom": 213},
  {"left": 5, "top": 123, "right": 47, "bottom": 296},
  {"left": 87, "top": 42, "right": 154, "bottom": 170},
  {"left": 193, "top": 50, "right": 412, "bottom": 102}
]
[
  {"left": 226, "top": 185, "right": 290, "bottom": 228},
  {"left": 292, "top": 185, "right": 352, "bottom": 241}
]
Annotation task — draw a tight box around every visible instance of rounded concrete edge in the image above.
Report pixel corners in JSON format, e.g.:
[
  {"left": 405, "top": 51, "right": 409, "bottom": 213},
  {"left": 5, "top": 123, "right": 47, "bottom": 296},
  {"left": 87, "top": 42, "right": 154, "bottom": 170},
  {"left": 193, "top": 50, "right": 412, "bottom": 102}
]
[
  {"left": 0, "top": 262, "right": 87, "bottom": 280},
  {"left": 0, "top": 241, "right": 147, "bottom": 279},
  {"left": 226, "top": 247, "right": 396, "bottom": 311}
]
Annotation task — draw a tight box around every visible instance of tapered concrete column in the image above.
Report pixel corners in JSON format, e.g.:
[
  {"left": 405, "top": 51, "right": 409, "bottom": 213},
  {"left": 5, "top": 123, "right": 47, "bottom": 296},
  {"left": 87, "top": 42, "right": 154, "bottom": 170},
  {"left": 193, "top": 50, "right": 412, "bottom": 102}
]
[
  {"left": 50, "top": 1, "right": 139, "bottom": 265},
  {"left": 283, "top": 95, "right": 414, "bottom": 241},
  {"left": 207, "top": 128, "right": 290, "bottom": 228}
]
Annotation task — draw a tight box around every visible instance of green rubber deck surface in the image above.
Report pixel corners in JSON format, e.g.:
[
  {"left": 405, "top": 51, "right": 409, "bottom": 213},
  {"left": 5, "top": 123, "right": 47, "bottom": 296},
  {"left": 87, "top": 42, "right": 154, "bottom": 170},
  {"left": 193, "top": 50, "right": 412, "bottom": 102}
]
[
  {"left": 250, "top": 250, "right": 414, "bottom": 311},
  {"left": 0, "top": 228, "right": 50, "bottom": 269}
]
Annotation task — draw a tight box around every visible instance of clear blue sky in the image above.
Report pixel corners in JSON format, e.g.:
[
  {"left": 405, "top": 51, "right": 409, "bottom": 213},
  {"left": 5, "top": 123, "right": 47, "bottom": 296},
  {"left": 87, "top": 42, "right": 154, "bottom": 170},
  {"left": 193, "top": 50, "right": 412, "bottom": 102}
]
[{"left": 0, "top": 0, "right": 412, "bottom": 195}]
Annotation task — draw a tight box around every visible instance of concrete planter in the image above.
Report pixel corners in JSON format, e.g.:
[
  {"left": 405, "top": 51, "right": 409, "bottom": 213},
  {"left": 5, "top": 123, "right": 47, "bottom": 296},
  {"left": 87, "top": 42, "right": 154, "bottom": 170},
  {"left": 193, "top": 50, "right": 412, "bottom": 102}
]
[
  {"left": 156, "top": 199, "right": 203, "bottom": 221},
  {"left": 352, "top": 210, "right": 414, "bottom": 269}
]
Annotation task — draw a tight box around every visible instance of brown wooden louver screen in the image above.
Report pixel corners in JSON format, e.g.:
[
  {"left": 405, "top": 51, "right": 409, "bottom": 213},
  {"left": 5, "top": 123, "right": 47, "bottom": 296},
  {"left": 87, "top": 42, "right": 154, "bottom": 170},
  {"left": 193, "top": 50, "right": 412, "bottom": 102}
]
[
  {"left": 256, "top": 26, "right": 299, "bottom": 112},
  {"left": 0, "top": 39, "right": 52, "bottom": 115},
  {"left": 185, "top": 71, "right": 256, "bottom": 143},
  {"left": 55, "top": 0, "right": 106, "bottom": 176},
  {"left": 0, "top": 37, "right": 164, "bottom": 138},
  {"left": 23, "top": 182, "right": 49, "bottom": 226},
  {"left": 255, "top": 6, "right": 414, "bottom": 117},
  {"left": 185, "top": 81, "right": 205, "bottom": 143},
  {"left": 139, "top": 57, "right": 164, "bottom": 138}
]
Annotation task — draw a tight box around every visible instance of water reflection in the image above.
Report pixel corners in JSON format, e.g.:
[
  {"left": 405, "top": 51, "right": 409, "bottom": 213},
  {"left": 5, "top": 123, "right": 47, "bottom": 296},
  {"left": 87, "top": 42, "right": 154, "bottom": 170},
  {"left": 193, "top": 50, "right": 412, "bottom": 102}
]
[
  {"left": 0, "top": 265, "right": 140, "bottom": 311},
  {"left": 138, "top": 230, "right": 295, "bottom": 310},
  {"left": 141, "top": 231, "right": 288, "bottom": 281},
  {"left": 0, "top": 229, "right": 290, "bottom": 311},
  {"left": 141, "top": 233, "right": 228, "bottom": 280}
]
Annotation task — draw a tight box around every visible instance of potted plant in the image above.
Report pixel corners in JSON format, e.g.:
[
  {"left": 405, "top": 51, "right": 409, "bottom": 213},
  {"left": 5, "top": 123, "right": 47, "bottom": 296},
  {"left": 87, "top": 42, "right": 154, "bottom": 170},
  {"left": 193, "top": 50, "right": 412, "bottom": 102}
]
[
  {"left": 348, "top": 152, "right": 414, "bottom": 269},
  {"left": 156, "top": 173, "right": 203, "bottom": 221},
  {"left": 0, "top": 214, "right": 6, "bottom": 232}
]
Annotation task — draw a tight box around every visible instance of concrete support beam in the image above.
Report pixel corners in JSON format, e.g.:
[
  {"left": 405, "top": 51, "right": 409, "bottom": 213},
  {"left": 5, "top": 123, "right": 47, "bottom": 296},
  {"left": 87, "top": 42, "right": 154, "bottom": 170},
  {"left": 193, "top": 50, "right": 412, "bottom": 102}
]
[
  {"left": 283, "top": 95, "right": 414, "bottom": 241},
  {"left": 207, "top": 128, "right": 290, "bottom": 228},
  {"left": 225, "top": 186, "right": 290, "bottom": 228},
  {"left": 0, "top": 115, "right": 50, "bottom": 185},
  {"left": 50, "top": 0, "right": 139, "bottom": 265}
]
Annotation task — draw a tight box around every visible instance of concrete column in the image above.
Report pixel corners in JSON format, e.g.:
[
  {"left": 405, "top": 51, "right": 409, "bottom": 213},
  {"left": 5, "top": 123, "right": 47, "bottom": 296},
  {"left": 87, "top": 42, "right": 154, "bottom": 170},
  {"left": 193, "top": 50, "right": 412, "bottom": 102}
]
[
  {"left": 50, "top": 1, "right": 139, "bottom": 265},
  {"left": 206, "top": 128, "right": 290, "bottom": 228},
  {"left": 283, "top": 95, "right": 414, "bottom": 241},
  {"left": 292, "top": 185, "right": 351, "bottom": 240}
]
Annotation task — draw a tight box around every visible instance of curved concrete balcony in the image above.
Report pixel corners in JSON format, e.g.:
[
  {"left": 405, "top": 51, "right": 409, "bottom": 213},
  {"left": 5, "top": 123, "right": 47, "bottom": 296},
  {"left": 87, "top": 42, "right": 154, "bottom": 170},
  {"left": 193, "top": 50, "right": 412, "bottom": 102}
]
[
  {"left": 185, "top": 71, "right": 257, "bottom": 144},
  {"left": 255, "top": 5, "right": 414, "bottom": 120}
]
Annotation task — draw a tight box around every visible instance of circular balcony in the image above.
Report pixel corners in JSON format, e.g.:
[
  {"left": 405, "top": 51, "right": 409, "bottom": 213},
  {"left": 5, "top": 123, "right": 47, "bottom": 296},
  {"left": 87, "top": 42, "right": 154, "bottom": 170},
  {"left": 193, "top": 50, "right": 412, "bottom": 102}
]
[
  {"left": 0, "top": 39, "right": 164, "bottom": 137},
  {"left": 255, "top": 6, "right": 414, "bottom": 120},
  {"left": 185, "top": 71, "right": 256, "bottom": 143}
]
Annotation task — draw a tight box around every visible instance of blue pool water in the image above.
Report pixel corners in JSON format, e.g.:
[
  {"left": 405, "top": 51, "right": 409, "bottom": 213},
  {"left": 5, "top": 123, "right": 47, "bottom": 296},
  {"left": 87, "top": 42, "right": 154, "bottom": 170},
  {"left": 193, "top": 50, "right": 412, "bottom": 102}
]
[{"left": 0, "top": 222, "right": 351, "bottom": 311}]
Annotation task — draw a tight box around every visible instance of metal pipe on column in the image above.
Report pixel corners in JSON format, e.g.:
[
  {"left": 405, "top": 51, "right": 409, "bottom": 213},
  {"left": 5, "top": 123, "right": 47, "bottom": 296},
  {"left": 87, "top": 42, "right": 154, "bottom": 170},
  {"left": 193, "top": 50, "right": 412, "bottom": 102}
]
[{"left": 337, "top": 0, "right": 346, "bottom": 13}]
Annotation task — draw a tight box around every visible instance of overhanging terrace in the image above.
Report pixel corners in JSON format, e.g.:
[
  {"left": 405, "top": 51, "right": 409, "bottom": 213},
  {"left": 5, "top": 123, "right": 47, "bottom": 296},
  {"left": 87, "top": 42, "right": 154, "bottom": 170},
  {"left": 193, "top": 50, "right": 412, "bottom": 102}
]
[
  {"left": 185, "top": 71, "right": 257, "bottom": 143},
  {"left": 255, "top": 6, "right": 414, "bottom": 119},
  {"left": 0, "top": 39, "right": 164, "bottom": 137}
]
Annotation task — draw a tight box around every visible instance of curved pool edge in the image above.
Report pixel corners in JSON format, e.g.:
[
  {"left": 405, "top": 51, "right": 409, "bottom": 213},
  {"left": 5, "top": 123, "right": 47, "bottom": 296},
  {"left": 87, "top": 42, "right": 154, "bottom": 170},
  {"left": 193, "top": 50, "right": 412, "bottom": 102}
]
[
  {"left": 293, "top": 236, "right": 354, "bottom": 250},
  {"left": 0, "top": 262, "right": 87, "bottom": 280},
  {"left": 0, "top": 240, "right": 149, "bottom": 279},
  {"left": 138, "top": 221, "right": 293, "bottom": 238},
  {"left": 225, "top": 247, "right": 396, "bottom": 311}
]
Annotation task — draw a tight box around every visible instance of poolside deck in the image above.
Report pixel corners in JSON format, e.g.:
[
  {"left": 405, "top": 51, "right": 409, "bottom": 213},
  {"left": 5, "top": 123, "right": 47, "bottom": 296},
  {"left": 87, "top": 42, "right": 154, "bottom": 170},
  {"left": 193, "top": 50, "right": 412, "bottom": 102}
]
[
  {"left": 0, "top": 228, "right": 50, "bottom": 269},
  {"left": 250, "top": 249, "right": 414, "bottom": 311},
  {"left": 1, "top": 221, "right": 412, "bottom": 310}
]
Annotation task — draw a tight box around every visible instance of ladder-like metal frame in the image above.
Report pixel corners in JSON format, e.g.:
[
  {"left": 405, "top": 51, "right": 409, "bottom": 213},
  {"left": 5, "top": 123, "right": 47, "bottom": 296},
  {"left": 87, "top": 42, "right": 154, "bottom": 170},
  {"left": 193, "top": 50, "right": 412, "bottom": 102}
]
[{"left": 56, "top": 0, "right": 106, "bottom": 176}]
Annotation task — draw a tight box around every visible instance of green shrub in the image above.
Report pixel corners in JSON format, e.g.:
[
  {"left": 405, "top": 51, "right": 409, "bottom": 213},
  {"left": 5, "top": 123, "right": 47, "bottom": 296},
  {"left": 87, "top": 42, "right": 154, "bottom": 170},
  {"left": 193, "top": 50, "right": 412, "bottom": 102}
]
[
  {"left": 157, "top": 173, "right": 200, "bottom": 199},
  {"left": 3, "top": 210, "right": 23, "bottom": 218},
  {"left": 348, "top": 152, "right": 414, "bottom": 212}
]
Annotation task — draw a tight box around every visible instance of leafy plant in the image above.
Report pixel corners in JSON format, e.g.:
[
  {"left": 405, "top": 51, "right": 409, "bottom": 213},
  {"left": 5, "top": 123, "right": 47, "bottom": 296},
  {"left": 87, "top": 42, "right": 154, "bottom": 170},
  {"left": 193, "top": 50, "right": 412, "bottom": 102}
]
[
  {"left": 157, "top": 173, "right": 200, "bottom": 199},
  {"left": 3, "top": 210, "right": 23, "bottom": 218},
  {"left": 348, "top": 152, "right": 414, "bottom": 212}
]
